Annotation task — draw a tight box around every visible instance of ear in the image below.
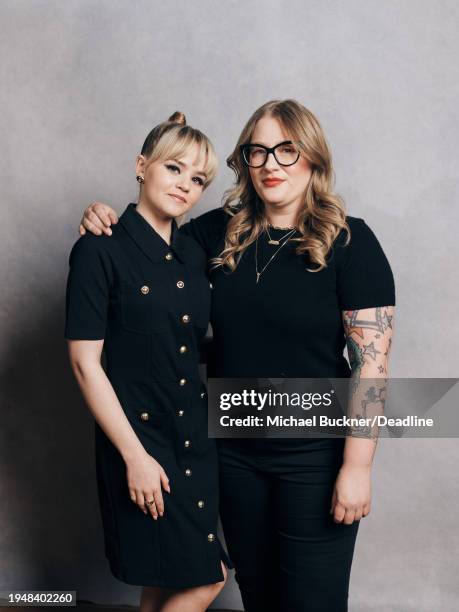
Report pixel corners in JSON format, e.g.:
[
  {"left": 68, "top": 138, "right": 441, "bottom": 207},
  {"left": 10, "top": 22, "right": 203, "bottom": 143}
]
[{"left": 135, "top": 155, "right": 146, "bottom": 178}]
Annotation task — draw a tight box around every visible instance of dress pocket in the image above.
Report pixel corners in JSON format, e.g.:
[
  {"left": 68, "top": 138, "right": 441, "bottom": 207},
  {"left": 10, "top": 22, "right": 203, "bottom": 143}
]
[{"left": 120, "top": 280, "right": 173, "bottom": 334}]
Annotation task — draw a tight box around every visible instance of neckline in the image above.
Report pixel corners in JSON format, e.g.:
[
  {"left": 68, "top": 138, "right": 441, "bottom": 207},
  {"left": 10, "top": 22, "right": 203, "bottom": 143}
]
[
  {"left": 133, "top": 203, "right": 175, "bottom": 248},
  {"left": 119, "top": 203, "right": 188, "bottom": 263}
]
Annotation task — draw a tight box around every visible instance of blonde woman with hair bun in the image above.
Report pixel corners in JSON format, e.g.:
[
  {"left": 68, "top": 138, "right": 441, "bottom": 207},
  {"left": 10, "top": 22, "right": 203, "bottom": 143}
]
[
  {"left": 65, "top": 112, "right": 232, "bottom": 612},
  {"left": 79, "top": 99, "right": 396, "bottom": 611}
]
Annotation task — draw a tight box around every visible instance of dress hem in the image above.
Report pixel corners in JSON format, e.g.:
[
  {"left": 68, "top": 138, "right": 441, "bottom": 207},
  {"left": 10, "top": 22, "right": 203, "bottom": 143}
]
[{"left": 107, "top": 544, "right": 233, "bottom": 589}]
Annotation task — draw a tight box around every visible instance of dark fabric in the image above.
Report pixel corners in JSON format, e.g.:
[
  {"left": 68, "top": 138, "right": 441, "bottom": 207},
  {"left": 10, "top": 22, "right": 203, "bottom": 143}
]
[
  {"left": 217, "top": 438, "right": 359, "bottom": 612},
  {"left": 65, "top": 203, "right": 232, "bottom": 588},
  {"left": 180, "top": 207, "right": 395, "bottom": 609},
  {"left": 181, "top": 207, "right": 396, "bottom": 379}
]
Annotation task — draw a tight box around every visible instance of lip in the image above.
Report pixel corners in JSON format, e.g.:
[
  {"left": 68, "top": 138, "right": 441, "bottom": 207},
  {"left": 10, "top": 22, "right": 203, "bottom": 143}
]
[
  {"left": 168, "top": 193, "right": 187, "bottom": 204},
  {"left": 262, "top": 178, "right": 285, "bottom": 187}
]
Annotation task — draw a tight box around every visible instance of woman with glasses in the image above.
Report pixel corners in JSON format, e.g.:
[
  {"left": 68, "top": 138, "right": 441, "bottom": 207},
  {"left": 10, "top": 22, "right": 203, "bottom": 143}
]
[{"left": 78, "top": 99, "right": 395, "bottom": 612}]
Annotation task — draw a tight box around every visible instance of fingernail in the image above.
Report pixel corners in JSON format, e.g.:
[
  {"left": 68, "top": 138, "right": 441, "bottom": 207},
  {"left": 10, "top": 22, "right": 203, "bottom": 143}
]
[
  {"left": 107, "top": 229, "right": 112, "bottom": 236},
  {"left": 160, "top": 512, "right": 163, "bottom": 517}
]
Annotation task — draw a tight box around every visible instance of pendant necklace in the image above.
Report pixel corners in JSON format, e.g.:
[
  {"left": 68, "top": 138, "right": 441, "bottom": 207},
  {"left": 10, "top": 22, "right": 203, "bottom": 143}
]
[{"left": 255, "top": 228, "right": 297, "bottom": 284}]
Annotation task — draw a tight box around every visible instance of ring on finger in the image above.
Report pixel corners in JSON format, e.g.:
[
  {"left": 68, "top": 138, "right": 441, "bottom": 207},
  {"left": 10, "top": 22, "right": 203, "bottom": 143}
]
[{"left": 146, "top": 499, "right": 156, "bottom": 507}]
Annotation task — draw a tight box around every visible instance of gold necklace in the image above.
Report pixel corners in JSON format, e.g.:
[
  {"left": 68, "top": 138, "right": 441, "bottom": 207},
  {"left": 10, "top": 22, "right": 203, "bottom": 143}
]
[
  {"left": 255, "top": 228, "right": 296, "bottom": 284},
  {"left": 266, "top": 225, "right": 296, "bottom": 246}
]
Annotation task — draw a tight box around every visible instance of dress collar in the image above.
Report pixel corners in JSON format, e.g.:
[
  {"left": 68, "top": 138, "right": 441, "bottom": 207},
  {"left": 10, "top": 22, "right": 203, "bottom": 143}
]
[{"left": 119, "top": 203, "right": 188, "bottom": 263}]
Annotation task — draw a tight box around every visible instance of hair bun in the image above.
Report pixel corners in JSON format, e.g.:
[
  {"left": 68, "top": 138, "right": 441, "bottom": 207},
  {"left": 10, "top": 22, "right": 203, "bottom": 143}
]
[{"left": 168, "top": 111, "right": 186, "bottom": 126}]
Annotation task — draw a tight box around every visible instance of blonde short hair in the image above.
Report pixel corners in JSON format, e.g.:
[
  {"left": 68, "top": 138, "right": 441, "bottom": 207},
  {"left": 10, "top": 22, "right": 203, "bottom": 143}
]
[{"left": 140, "top": 111, "right": 218, "bottom": 188}]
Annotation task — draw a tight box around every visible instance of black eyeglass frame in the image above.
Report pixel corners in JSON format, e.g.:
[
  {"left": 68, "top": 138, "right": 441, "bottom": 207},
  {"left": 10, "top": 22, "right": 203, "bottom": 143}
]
[{"left": 239, "top": 140, "right": 301, "bottom": 168}]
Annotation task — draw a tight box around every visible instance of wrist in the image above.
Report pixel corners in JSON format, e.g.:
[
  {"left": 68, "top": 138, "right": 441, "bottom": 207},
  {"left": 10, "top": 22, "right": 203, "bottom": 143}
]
[
  {"left": 342, "top": 458, "right": 373, "bottom": 469},
  {"left": 121, "top": 444, "right": 147, "bottom": 465}
]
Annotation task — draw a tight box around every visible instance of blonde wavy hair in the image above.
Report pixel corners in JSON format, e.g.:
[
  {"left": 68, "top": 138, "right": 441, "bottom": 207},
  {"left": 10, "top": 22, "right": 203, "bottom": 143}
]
[
  {"left": 212, "top": 99, "right": 349, "bottom": 272},
  {"left": 139, "top": 111, "right": 218, "bottom": 189}
]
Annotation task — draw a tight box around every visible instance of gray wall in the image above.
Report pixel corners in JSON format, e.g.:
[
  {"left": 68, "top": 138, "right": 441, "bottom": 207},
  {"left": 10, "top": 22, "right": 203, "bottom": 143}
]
[{"left": 1, "top": 1, "right": 458, "bottom": 610}]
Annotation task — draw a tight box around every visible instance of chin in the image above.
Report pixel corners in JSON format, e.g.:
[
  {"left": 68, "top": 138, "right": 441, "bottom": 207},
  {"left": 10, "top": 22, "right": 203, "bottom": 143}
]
[
  {"left": 259, "top": 188, "right": 288, "bottom": 203},
  {"left": 261, "top": 195, "right": 285, "bottom": 207},
  {"left": 162, "top": 202, "right": 190, "bottom": 219}
]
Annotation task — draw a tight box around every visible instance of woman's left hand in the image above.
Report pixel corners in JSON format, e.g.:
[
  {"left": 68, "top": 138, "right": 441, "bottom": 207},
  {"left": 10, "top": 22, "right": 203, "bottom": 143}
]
[{"left": 330, "top": 463, "right": 372, "bottom": 524}]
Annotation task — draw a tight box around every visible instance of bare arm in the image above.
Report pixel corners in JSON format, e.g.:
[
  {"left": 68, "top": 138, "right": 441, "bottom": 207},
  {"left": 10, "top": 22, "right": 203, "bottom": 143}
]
[
  {"left": 343, "top": 305, "right": 394, "bottom": 463},
  {"left": 330, "top": 305, "right": 395, "bottom": 524},
  {"left": 68, "top": 339, "right": 170, "bottom": 518}
]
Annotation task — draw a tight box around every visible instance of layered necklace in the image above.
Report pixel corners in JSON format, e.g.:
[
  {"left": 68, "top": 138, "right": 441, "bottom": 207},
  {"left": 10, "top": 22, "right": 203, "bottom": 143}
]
[{"left": 255, "top": 225, "right": 297, "bottom": 284}]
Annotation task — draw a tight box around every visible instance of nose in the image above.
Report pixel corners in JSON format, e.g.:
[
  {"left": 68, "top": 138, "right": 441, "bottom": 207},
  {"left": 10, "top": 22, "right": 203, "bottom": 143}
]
[
  {"left": 263, "top": 151, "right": 280, "bottom": 171},
  {"left": 176, "top": 175, "right": 190, "bottom": 192}
]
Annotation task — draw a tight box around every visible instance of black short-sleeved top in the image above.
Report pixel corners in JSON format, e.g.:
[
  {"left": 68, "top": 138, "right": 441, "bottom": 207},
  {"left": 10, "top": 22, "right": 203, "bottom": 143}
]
[
  {"left": 181, "top": 207, "right": 395, "bottom": 379},
  {"left": 65, "top": 203, "right": 231, "bottom": 588}
]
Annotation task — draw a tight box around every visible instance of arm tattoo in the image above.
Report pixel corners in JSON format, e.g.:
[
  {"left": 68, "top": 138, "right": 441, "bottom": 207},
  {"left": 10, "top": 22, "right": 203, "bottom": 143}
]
[
  {"left": 343, "top": 307, "right": 393, "bottom": 337},
  {"left": 342, "top": 306, "right": 395, "bottom": 440}
]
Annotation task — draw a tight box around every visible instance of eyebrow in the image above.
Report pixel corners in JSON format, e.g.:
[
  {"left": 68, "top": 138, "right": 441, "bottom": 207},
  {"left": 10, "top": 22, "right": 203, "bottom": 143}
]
[
  {"left": 171, "top": 158, "right": 207, "bottom": 178},
  {"left": 248, "top": 140, "right": 293, "bottom": 147}
]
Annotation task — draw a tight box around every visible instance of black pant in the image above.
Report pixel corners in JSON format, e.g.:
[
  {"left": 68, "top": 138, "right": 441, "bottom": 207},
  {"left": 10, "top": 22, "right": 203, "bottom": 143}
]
[{"left": 217, "top": 438, "right": 360, "bottom": 612}]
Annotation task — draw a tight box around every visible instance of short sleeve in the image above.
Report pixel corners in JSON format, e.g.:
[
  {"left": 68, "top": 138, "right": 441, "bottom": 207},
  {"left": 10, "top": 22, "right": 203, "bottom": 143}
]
[
  {"left": 65, "top": 236, "right": 111, "bottom": 339},
  {"left": 179, "top": 207, "right": 228, "bottom": 258},
  {"left": 336, "top": 218, "right": 395, "bottom": 310}
]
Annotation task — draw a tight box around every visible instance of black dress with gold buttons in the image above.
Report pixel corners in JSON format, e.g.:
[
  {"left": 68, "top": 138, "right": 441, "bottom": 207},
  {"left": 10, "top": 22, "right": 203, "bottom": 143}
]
[{"left": 65, "top": 203, "right": 231, "bottom": 588}]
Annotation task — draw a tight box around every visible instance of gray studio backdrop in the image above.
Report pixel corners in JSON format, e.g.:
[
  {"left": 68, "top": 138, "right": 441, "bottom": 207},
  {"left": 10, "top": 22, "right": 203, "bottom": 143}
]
[{"left": 1, "top": 1, "right": 458, "bottom": 611}]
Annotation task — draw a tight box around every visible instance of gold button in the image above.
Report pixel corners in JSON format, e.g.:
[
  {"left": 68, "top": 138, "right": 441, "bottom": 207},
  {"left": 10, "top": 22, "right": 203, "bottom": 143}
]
[
  {"left": 207, "top": 533, "right": 215, "bottom": 542},
  {"left": 197, "top": 500, "right": 205, "bottom": 509},
  {"left": 177, "top": 410, "right": 184, "bottom": 417},
  {"left": 179, "top": 378, "right": 187, "bottom": 386},
  {"left": 179, "top": 345, "right": 187, "bottom": 354},
  {"left": 176, "top": 280, "right": 185, "bottom": 289},
  {"left": 165, "top": 253, "right": 173, "bottom": 261},
  {"left": 185, "top": 468, "right": 192, "bottom": 476},
  {"left": 140, "top": 412, "right": 149, "bottom": 421},
  {"left": 182, "top": 314, "right": 190, "bottom": 323},
  {"left": 200, "top": 392, "right": 206, "bottom": 399},
  {"left": 140, "top": 285, "right": 150, "bottom": 295},
  {"left": 184, "top": 440, "right": 191, "bottom": 448}
]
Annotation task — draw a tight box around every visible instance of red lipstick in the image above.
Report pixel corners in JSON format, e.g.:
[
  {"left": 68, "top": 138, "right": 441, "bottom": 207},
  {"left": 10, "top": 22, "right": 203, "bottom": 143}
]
[{"left": 262, "top": 178, "right": 285, "bottom": 187}]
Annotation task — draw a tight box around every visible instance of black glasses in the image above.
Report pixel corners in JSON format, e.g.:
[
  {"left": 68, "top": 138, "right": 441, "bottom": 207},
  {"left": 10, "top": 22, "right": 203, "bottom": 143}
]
[{"left": 240, "top": 140, "right": 301, "bottom": 168}]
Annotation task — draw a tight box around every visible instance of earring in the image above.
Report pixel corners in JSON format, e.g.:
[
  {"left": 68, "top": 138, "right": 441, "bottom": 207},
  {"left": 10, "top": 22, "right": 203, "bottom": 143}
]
[{"left": 136, "top": 175, "right": 144, "bottom": 184}]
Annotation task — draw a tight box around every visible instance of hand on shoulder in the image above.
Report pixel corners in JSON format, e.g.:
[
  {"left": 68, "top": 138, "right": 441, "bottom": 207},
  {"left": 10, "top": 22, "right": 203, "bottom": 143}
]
[{"left": 79, "top": 202, "right": 119, "bottom": 236}]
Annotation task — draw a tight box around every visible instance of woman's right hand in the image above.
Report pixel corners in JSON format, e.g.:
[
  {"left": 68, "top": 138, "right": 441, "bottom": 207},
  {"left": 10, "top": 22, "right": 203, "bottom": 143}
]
[
  {"left": 125, "top": 449, "right": 171, "bottom": 520},
  {"left": 79, "top": 202, "right": 119, "bottom": 236}
]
